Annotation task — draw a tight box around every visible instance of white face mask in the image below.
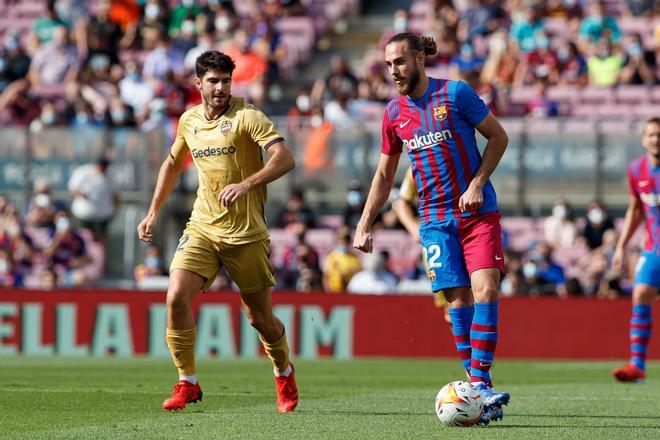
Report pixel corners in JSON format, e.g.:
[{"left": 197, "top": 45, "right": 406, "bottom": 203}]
[
  {"left": 588, "top": 208, "right": 604, "bottom": 224},
  {"left": 56, "top": 217, "right": 71, "bottom": 232},
  {"left": 310, "top": 115, "right": 323, "bottom": 128},
  {"left": 215, "top": 16, "right": 231, "bottom": 33},
  {"left": 6, "top": 223, "right": 20, "bottom": 238},
  {"left": 552, "top": 205, "right": 568, "bottom": 219},
  {"left": 145, "top": 4, "right": 160, "bottom": 20},
  {"left": 0, "top": 259, "right": 9, "bottom": 274},
  {"left": 181, "top": 20, "right": 195, "bottom": 35},
  {"left": 522, "top": 262, "right": 537, "bottom": 279},
  {"left": 34, "top": 193, "right": 51, "bottom": 208},
  {"left": 393, "top": 17, "right": 407, "bottom": 32},
  {"left": 296, "top": 95, "right": 310, "bottom": 112}
]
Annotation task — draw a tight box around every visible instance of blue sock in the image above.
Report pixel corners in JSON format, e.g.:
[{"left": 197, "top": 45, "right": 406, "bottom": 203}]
[
  {"left": 470, "top": 302, "right": 498, "bottom": 386},
  {"left": 630, "top": 304, "right": 652, "bottom": 371},
  {"left": 448, "top": 305, "right": 474, "bottom": 375}
]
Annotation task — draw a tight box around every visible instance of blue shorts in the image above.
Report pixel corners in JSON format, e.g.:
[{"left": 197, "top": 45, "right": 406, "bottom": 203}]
[
  {"left": 420, "top": 212, "right": 505, "bottom": 292},
  {"left": 634, "top": 250, "right": 660, "bottom": 288}
]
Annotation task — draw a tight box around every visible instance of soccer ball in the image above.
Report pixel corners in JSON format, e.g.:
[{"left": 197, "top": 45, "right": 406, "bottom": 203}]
[{"left": 434, "top": 381, "right": 483, "bottom": 427}]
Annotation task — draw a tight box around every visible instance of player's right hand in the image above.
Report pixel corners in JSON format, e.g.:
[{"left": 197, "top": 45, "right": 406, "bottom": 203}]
[
  {"left": 137, "top": 213, "right": 157, "bottom": 243},
  {"left": 612, "top": 247, "right": 625, "bottom": 273},
  {"left": 353, "top": 229, "right": 373, "bottom": 253}
]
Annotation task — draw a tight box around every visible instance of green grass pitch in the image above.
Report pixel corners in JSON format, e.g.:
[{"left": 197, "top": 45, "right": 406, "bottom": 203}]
[{"left": 0, "top": 357, "right": 658, "bottom": 439}]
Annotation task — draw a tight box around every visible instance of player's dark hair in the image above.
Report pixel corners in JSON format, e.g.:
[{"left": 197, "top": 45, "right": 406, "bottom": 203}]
[
  {"left": 386, "top": 33, "right": 437, "bottom": 57},
  {"left": 195, "top": 50, "right": 236, "bottom": 79},
  {"left": 646, "top": 116, "right": 660, "bottom": 126}
]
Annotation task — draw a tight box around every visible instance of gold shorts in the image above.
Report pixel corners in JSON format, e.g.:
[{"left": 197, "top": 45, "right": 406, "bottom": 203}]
[{"left": 169, "top": 226, "right": 275, "bottom": 293}]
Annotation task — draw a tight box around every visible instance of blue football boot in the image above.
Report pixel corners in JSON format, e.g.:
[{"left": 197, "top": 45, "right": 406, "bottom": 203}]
[
  {"left": 474, "top": 382, "right": 510, "bottom": 409},
  {"left": 477, "top": 405, "right": 504, "bottom": 426}
]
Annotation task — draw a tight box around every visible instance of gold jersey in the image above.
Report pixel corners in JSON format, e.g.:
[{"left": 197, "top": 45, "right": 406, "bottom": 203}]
[
  {"left": 170, "top": 97, "right": 284, "bottom": 244},
  {"left": 399, "top": 168, "right": 417, "bottom": 204}
]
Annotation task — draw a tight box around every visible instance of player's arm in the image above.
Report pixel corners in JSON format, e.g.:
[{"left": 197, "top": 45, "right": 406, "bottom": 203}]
[
  {"left": 393, "top": 198, "right": 420, "bottom": 242},
  {"left": 138, "top": 117, "right": 189, "bottom": 243},
  {"left": 218, "top": 140, "right": 295, "bottom": 206},
  {"left": 354, "top": 152, "right": 401, "bottom": 253},
  {"left": 459, "top": 113, "right": 508, "bottom": 212},
  {"left": 612, "top": 194, "right": 644, "bottom": 272},
  {"left": 137, "top": 152, "right": 187, "bottom": 242},
  {"left": 392, "top": 169, "right": 420, "bottom": 241}
]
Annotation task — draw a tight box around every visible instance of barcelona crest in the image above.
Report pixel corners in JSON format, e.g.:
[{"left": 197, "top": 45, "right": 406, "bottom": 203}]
[
  {"left": 220, "top": 120, "right": 232, "bottom": 135},
  {"left": 433, "top": 105, "right": 448, "bottom": 121},
  {"left": 428, "top": 269, "right": 436, "bottom": 282}
]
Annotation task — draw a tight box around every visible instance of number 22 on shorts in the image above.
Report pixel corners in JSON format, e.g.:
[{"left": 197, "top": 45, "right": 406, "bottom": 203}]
[{"left": 423, "top": 244, "right": 442, "bottom": 268}]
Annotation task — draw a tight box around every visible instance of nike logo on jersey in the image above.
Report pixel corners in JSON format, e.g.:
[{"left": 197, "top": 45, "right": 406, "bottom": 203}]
[
  {"left": 495, "top": 255, "right": 502, "bottom": 261},
  {"left": 399, "top": 119, "right": 411, "bottom": 128}
]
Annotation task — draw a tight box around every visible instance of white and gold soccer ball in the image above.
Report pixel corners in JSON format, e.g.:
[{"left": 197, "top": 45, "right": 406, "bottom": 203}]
[{"left": 434, "top": 381, "right": 483, "bottom": 427}]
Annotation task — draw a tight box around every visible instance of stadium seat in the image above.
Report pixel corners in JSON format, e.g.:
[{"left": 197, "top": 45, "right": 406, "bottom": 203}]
[
  {"left": 615, "top": 85, "right": 652, "bottom": 104},
  {"left": 580, "top": 87, "right": 615, "bottom": 104}
]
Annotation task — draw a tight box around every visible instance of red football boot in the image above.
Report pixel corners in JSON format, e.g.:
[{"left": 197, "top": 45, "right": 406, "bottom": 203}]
[
  {"left": 275, "top": 364, "right": 299, "bottom": 413},
  {"left": 613, "top": 363, "right": 646, "bottom": 383},
  {"left": 162, "top": 380, "right": 203, "bottom": 411}
]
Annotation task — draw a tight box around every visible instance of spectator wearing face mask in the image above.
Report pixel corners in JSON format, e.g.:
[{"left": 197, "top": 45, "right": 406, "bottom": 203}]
[
  {"left": 119, "top": 60, "right": 154, "bottom": 123},
  {"left": 28, "top": 25, "right": 80, "bottom": 87},
  {"left": 521, "top": 241, "right": 566, "bottom": 295},
  {"left": 347, "top": 251, "right": 399, "bottom": 294},
  {"left": 0, "top": 32, "right": 31, "bottom": 94},
  {"left": 134, "top": 245, "right": 165, "bottom": 283},
  {"left": 0, "top": 212, "right": 35, "bottom": 276},
  {"left": 343, "top": 180, "right": 367, "bottom": 229},
  {"left": 323, "top": 227, "right": 362, "bottom": 293},
  {"left": 287, "top": 87, "right": 313, "bottom": 130},
  {"left": 544, "top": 198, "right": 577, "bottom": 248},
  {"left": 68, "top": 156, "right": 119, "bottom": 242},
  {"left": 582, "top": 200, "right": 615, "bottom": 250},
  {"left": 277, "top": 222, "right": 321, "bottom": 291},
  {"left": 556, "top": 41, "right": 588, "bottom": 86},
  {"left": 43, "top": 210, "right": 90, "bottom": 287},
  {"left": 619, "top": 34, "right": 657, "bottom": 85},
  {"left": 587, "top": 39, "right": 624, "bottom": 87},
  {"left": 302, "top": 108, "right": 334, "bottom": 179}
]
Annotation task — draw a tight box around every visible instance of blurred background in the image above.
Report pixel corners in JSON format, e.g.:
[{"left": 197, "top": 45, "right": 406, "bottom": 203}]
[{"left": 0, "top": 0, "right": 657, "bottom": 299}]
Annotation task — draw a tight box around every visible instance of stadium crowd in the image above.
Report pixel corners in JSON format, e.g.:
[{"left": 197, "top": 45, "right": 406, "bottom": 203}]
[
  {"left": 0, "top": 0, "right": 657, "bottom": 129},
  {"left": 0, "top": 0, "right": 313, "bottom": 129},
  {"left": 0, "top": 177, "right": 639, "bottom": 299}
]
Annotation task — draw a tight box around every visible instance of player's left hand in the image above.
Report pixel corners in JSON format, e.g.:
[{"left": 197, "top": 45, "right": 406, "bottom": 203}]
[
  {"left": 353, "top": 228, "right": 373, "bottom": 253},
  {"left": 459, "top": 184, "right": 483, "bottom": 212},
  {"left": 218, "top": 183, "right": 250, "bottom": 206}
]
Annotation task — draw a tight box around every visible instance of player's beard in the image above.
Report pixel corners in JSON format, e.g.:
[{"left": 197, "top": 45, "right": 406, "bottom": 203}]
[
  {"left": 205, "top": 91, "right": 230, "bottom": 112},
  {"left": 395, "top": 66, "right": 420, "bottom": 96}
]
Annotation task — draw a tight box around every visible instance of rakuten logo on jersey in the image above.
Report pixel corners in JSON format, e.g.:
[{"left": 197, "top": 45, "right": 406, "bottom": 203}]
[
  {"left": 403, "top": 129, "right": 453, "bottom": 151},
  {"left": 192, "top": 146, "right": 236, "bottom": 158}
]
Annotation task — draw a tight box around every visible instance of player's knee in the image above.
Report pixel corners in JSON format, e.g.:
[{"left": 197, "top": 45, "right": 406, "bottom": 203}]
[
  {"left": 472, "top": 284, "right": 499, "bottom": 302},
  {"left": 248, "top": 312, "right": 277, "bottom": 333},
  {"left": 166, "top": 289, "right": 190, "bottom": 312},
  {"left": 633, "top": 285, "right": 657, "bottom": 304}
]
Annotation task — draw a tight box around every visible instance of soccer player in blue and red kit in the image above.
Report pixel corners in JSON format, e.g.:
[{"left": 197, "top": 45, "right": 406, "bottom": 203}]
[
  {"left": 612, "top": 117, "right": 660, "bottom": 383},
  {"left": 353, "top": 33, "right": 510, "bottom": 425}
]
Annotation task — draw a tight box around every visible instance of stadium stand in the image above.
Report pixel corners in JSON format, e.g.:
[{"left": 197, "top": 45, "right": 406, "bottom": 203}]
[{"left": 0, "top": 0, "right": 656, "bottom": 295}]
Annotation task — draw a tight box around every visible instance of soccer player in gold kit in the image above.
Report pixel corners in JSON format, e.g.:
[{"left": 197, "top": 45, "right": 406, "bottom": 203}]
[{"left": 137, "top": 51, "right": 298, "bottom": 413}]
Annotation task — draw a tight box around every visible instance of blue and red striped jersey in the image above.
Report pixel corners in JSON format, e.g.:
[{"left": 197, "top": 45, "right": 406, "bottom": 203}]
[
  {"left": 628, "top": 155, "right": 660, "bottom": 253},
  {"left": 381, "top": 77, "right": 498, "bottom": 223}
]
